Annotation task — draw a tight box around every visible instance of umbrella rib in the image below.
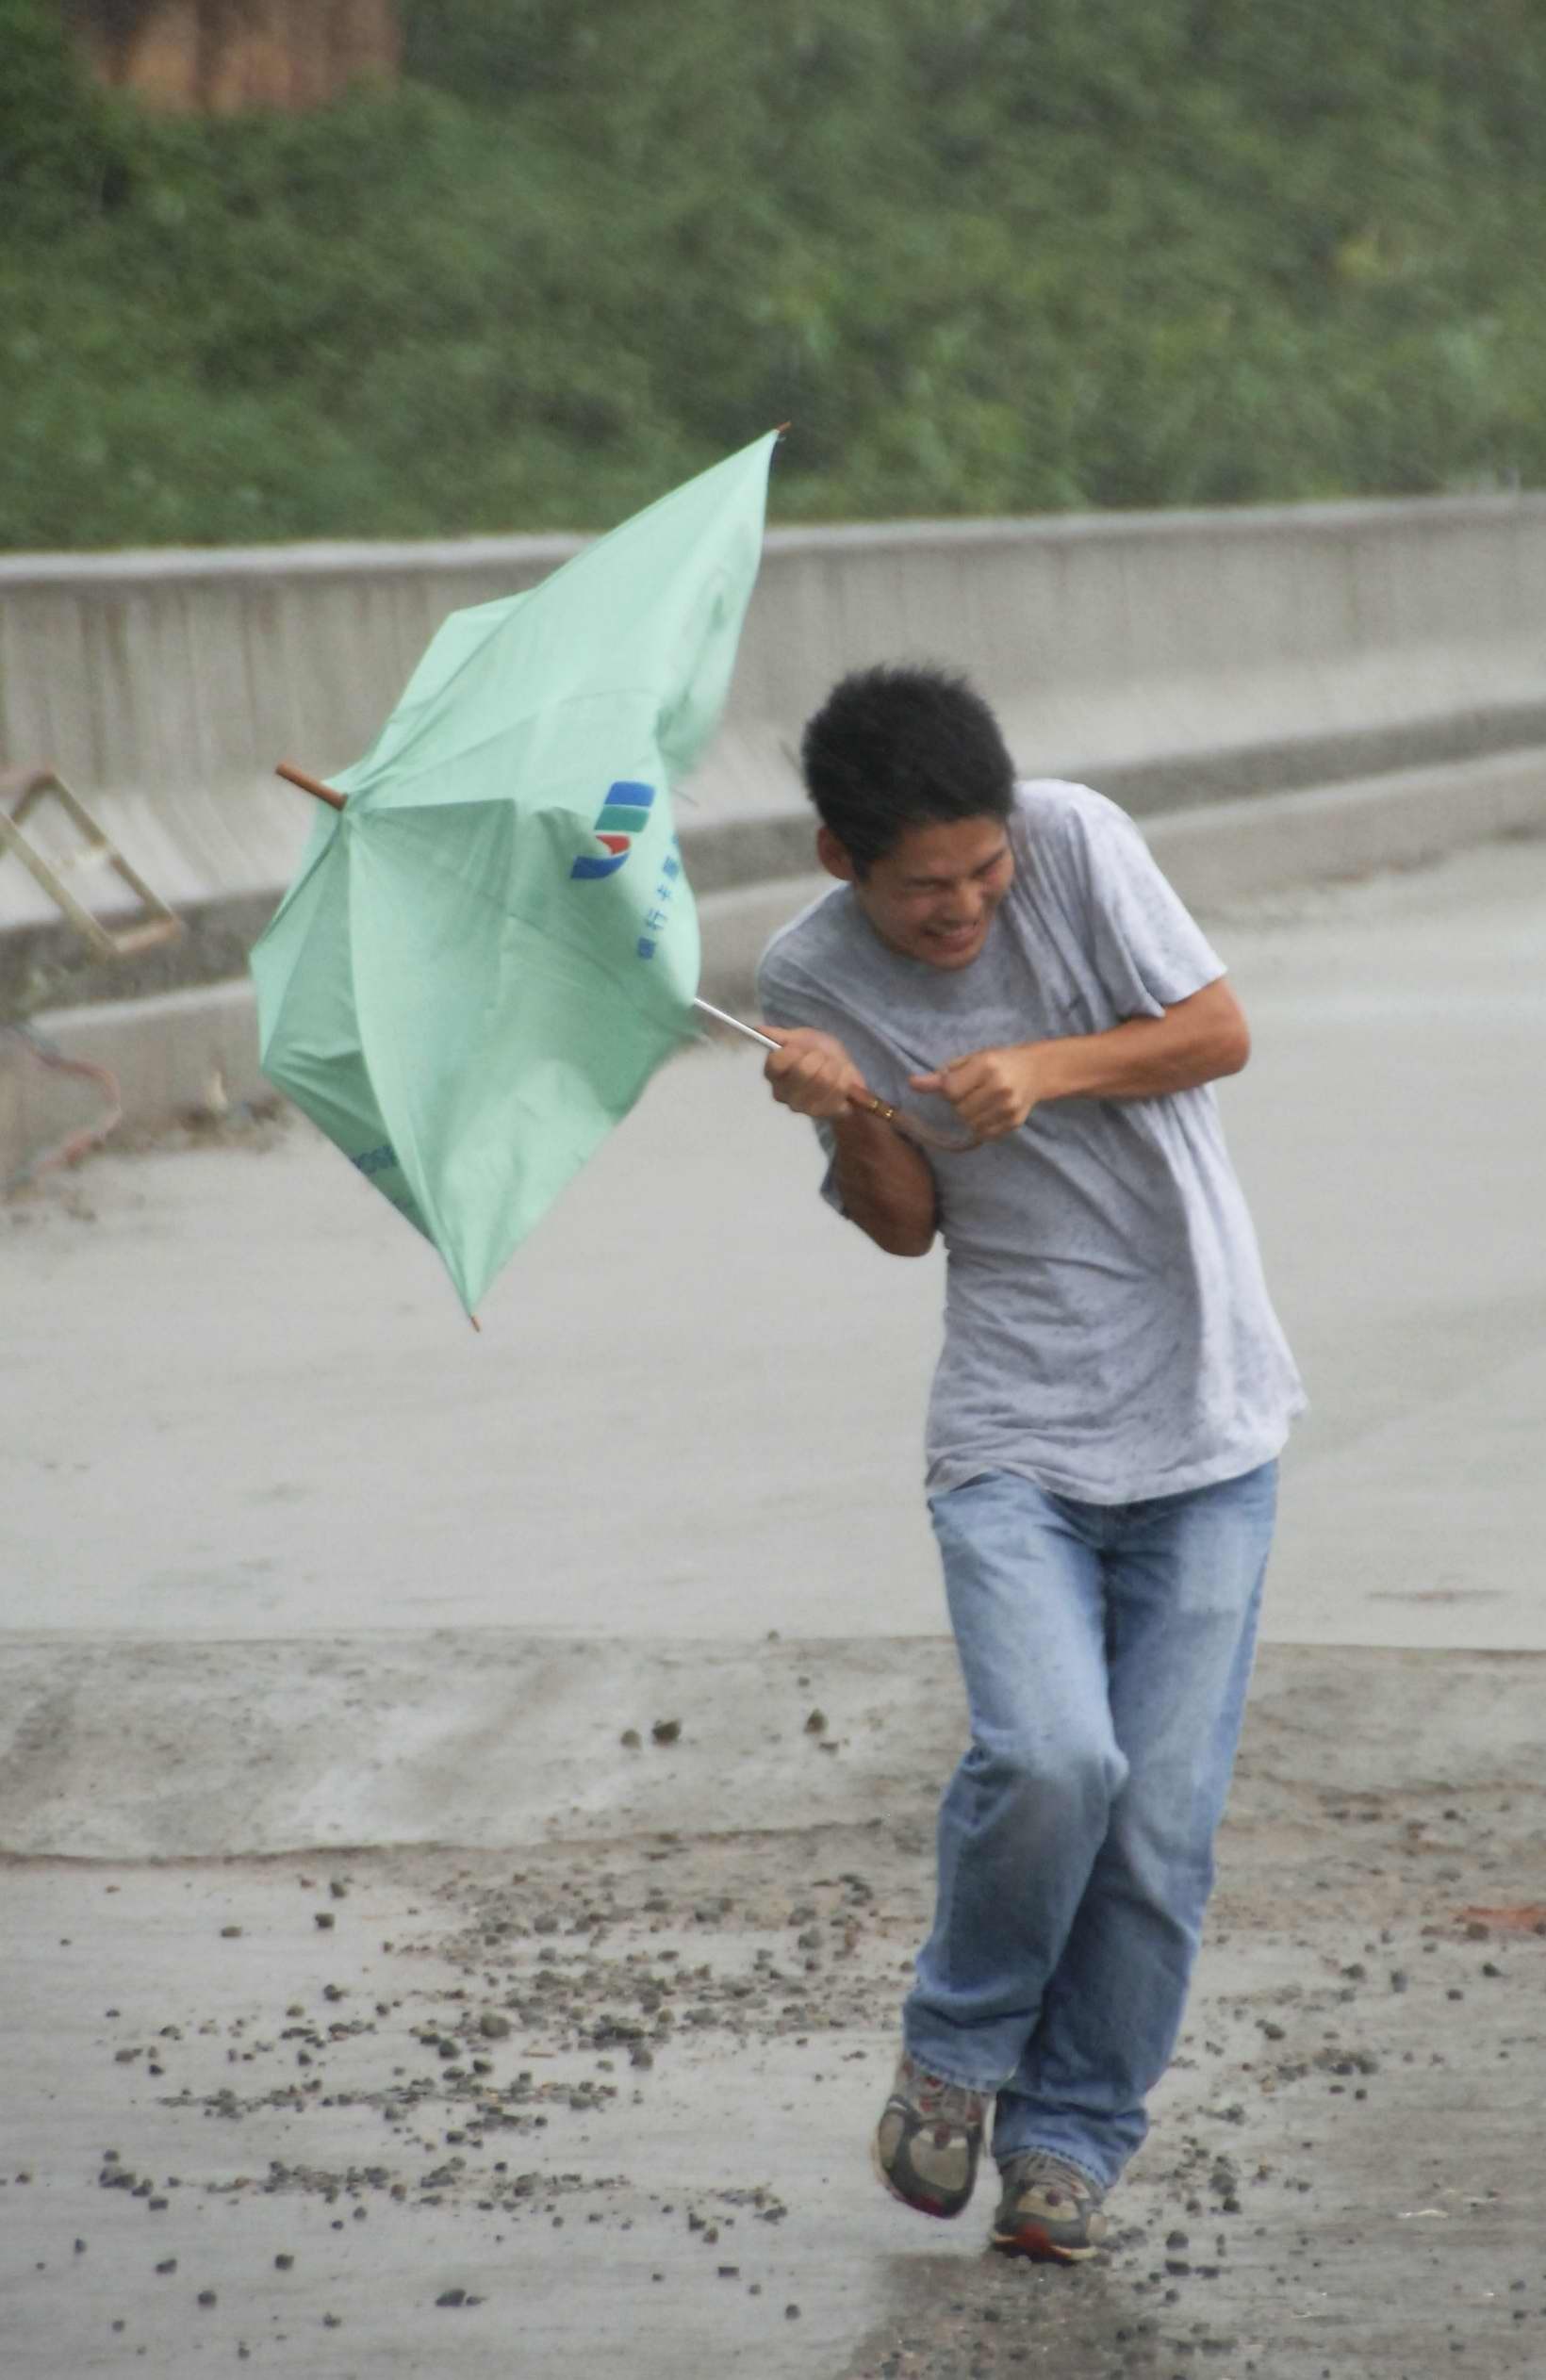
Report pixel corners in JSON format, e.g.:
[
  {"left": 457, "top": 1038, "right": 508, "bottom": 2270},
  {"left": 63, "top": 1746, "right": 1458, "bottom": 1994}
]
[
  {"left": 346, "top": 685, "right": 671, "bottom": 797},
  {"left": 363, "top": 810, "right": 695, "bottom": 1026}
]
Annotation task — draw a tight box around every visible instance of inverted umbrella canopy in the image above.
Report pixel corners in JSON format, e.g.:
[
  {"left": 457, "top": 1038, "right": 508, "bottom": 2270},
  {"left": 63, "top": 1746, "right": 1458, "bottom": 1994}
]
[{"left": 250, "top": 431, "right": 780, "bottom": 1316}]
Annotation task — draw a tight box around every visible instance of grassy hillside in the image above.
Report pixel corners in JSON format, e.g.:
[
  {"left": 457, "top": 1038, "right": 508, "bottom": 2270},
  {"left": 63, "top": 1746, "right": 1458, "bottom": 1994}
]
[{"left": 5, "top": 0, "right": 1546, "bottom": 548}]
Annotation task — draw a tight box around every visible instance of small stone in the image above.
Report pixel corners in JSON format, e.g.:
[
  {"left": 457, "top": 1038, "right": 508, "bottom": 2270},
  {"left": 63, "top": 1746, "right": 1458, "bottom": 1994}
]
[
  {"left": 436, "top": 2289, "right": 467, "bottom": 2308},
  {"left": 785, "top": 2304, "right": 801, "bottom": 2320},
  {"left": 220, "top": 1926, "right": 242, "bottom": 1940},
  {"left": 197, "top": 2290, "right": 218, "bottom": 2307},
  {"left": 651, "top": 1719, "right": 682, "bottom": 1745},
  {"left": 1390, "top": 1971, "right": 1409, "bottom": 1994},
  {"left": 329, "top": 1879, "right": 348, "bottom": 1899},
  {"left": 620, "top": 1731, "right": 642, "bottom": 1749},
  {"left": 479, "top": 2013, "right": 512, "bottom": 2041},
  {"left": 274, "top": 2255, "right": 294, "bottom": 2271},
  {"left": 804, "top": 1710, "right": 828, "bottom": 1735},
  {"left": 315, "top": 1912, "right": 335, "bottom": 1929},
  {"left": 155, "top": 2259, "right": 176, "bottom": 2275}
]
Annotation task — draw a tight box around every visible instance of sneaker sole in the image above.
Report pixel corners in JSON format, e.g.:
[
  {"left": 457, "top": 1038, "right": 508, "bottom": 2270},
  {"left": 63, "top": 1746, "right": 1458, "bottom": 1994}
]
[
  {"left": 870, "top": 2131, "right": 964, "bottom": 2221},
  {"left": 990, "top": 2220, "right": 1101, "bottom": 2264}
]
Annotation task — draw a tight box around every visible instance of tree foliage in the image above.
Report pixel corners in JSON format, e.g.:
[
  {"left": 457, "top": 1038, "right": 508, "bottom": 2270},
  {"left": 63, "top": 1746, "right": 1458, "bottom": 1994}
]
[{"left": 4, "top": 0, "right": 1546, "bottom": 547}]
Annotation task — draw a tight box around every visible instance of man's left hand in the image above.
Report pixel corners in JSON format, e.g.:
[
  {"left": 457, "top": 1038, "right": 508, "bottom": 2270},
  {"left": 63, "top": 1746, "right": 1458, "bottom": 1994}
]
[{"left": 909, "top": 1045, "right": 1047, "bottom": 1140}]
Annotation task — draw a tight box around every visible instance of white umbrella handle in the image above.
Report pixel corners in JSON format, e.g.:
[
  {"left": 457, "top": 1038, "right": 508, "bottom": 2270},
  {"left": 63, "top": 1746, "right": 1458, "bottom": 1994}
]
[{"left": 692, "top": 995, "right": 779, "bottom": 1052}]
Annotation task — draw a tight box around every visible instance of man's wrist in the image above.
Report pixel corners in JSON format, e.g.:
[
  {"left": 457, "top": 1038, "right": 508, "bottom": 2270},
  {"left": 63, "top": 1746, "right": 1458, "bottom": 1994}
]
[{"left": 1017, "top": 1039, "right": 1076, "bottom": 1104}]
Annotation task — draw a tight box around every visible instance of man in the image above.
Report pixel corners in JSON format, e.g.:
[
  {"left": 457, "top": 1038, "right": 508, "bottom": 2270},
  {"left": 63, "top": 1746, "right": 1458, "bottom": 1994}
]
[{"left": 756, "top": 664, "right": 1303, "bottom": 2263}]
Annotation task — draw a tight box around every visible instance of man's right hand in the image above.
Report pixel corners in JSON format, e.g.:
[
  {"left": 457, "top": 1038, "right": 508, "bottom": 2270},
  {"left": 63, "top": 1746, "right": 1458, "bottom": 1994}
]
[{"left": 761, "top": 1026, "right": 870, "bottom": 1121}]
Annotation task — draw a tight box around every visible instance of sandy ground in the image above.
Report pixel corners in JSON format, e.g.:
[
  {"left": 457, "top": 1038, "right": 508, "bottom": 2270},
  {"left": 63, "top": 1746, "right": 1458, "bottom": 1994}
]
[{"left": 3, "top": 833, "right": 1546, "bottom": 2376}]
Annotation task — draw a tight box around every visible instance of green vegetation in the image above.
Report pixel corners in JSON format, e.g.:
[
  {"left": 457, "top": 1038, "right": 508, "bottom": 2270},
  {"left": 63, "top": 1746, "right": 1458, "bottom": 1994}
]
[{"left": 6, "top": 0, "right": 1546, "bottom": 548}]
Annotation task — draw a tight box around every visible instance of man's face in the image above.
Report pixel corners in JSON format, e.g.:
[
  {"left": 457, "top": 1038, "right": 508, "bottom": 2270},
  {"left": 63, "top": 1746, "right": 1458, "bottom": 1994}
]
[{"left": 821, "top": 814, "right": 1015, "bottom": 969}]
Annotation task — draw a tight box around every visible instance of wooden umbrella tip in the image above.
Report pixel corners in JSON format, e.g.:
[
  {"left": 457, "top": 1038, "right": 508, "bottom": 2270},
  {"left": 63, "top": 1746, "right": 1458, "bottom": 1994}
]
[{"left": 276, "top": 762, "right": 346, "bottom": 811}]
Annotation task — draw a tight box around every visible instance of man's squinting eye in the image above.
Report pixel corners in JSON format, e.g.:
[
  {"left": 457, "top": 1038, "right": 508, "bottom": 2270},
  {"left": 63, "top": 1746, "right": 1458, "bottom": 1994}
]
[{"left": 906, "top": 852, "right": 1010, "bottom": 894}]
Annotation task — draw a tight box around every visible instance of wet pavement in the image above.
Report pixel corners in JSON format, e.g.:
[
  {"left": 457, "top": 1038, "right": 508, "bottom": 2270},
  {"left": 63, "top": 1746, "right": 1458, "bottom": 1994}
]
[
  {"left": 3, "top": 832, "right": 1545, "bottom": 2376},
  {"left": 7, "top": 1649, "right": 1545, "bottom": 2378}
]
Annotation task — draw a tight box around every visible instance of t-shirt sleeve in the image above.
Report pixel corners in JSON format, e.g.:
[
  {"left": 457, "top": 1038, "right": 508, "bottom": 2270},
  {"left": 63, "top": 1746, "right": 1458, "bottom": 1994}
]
[
  {"left": 1061, "top": 790, "right": 1225, "bottom": 1019},
  {"left": 755, "top": 945, "right": 847, "bottom": 1217},
  {"left": 755, "top": 946, "right": 811, "bottom": 1036}
]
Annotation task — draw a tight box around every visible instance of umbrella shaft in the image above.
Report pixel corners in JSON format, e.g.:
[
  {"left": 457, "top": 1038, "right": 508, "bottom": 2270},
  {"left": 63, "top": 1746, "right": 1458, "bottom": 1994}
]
[{"left": 692, "top": 996, "right": 779, "bottom": 1053}]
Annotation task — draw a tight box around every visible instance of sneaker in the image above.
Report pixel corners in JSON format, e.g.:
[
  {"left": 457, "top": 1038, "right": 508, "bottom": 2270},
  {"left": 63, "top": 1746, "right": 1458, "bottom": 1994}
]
[
  {"left": 990, "top": 2149, "right": 1109, "bottom": 2262},
  {"left": 872, "top": 2053, "right": 989, "bottom": 2220}
]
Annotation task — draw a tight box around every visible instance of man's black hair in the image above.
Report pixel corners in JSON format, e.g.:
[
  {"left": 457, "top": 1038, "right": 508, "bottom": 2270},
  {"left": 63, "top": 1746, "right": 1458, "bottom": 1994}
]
[{"left": 798, "top": 664, "right": 1015, "bottom": 874}]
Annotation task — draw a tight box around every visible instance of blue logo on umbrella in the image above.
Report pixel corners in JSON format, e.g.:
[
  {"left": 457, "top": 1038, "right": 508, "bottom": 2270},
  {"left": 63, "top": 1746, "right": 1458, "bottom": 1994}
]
[{"left": 571, "top": 781, "right": 655, "bottom": 879}]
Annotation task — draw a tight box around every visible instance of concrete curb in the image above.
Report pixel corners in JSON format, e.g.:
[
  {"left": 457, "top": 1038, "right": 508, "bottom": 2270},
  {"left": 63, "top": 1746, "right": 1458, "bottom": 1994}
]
[
  {"left": 4, "top": 746, "right": 1543, "bottom": 1173},
  {"left": 1146, "top": 741, "right": 1546, "bottom": 911}
]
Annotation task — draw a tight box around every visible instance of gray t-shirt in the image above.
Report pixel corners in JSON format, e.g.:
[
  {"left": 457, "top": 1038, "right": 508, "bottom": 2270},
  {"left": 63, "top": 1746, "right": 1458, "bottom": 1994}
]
[{"left": 757, "top": 780, "right": 1305, "bottom": 1504}]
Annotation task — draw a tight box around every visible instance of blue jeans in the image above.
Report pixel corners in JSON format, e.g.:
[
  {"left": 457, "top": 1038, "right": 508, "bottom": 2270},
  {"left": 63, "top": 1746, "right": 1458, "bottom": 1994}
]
[{"left": 903, "top": 1460, "right": 1277, "bottom": 2191}]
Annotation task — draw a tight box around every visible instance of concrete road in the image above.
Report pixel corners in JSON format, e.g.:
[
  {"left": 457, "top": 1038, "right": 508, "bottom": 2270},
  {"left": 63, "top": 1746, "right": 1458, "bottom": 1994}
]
[{"left": 3, "top": 831, "right": 1543, "bottom": 1658}]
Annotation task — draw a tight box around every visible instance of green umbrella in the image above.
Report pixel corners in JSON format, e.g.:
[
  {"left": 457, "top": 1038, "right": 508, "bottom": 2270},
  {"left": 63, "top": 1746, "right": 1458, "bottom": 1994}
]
[{"left": 250, "top": 431, "right": 780, "bottom": 1318}]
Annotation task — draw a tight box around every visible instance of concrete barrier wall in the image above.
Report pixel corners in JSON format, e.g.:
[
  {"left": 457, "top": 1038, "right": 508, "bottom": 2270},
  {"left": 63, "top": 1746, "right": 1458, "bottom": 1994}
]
[{"left": 2, "top": 493, "right": 1545, "bottom": 934}]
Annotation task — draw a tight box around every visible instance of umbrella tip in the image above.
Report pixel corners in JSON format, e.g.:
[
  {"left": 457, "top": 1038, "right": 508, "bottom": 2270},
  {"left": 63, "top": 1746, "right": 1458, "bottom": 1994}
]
[
  {"left": 276, "top": 762, "right": 346, "bottom": 812},
  {"left": 469, "top": 1312, "right": 482, "bottom": 1334}
]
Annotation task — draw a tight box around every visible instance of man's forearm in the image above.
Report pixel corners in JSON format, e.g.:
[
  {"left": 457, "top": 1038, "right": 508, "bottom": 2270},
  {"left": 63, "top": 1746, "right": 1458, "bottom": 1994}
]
[
  {"left": 831, "top": 1109, "right": 938, "bottom": 1256},
  {"left": 908, "top": 978, "right": 1250, "bottom": 1140},
  {"left": 1034, "top": 983, "right": 1250, "bottom": 1105}
]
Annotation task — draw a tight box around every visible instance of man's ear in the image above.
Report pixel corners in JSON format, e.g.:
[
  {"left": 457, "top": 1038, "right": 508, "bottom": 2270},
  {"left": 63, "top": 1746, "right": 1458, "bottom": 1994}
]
[{"left": 815, "top": 825, "right": 859, "bottom": 882}]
